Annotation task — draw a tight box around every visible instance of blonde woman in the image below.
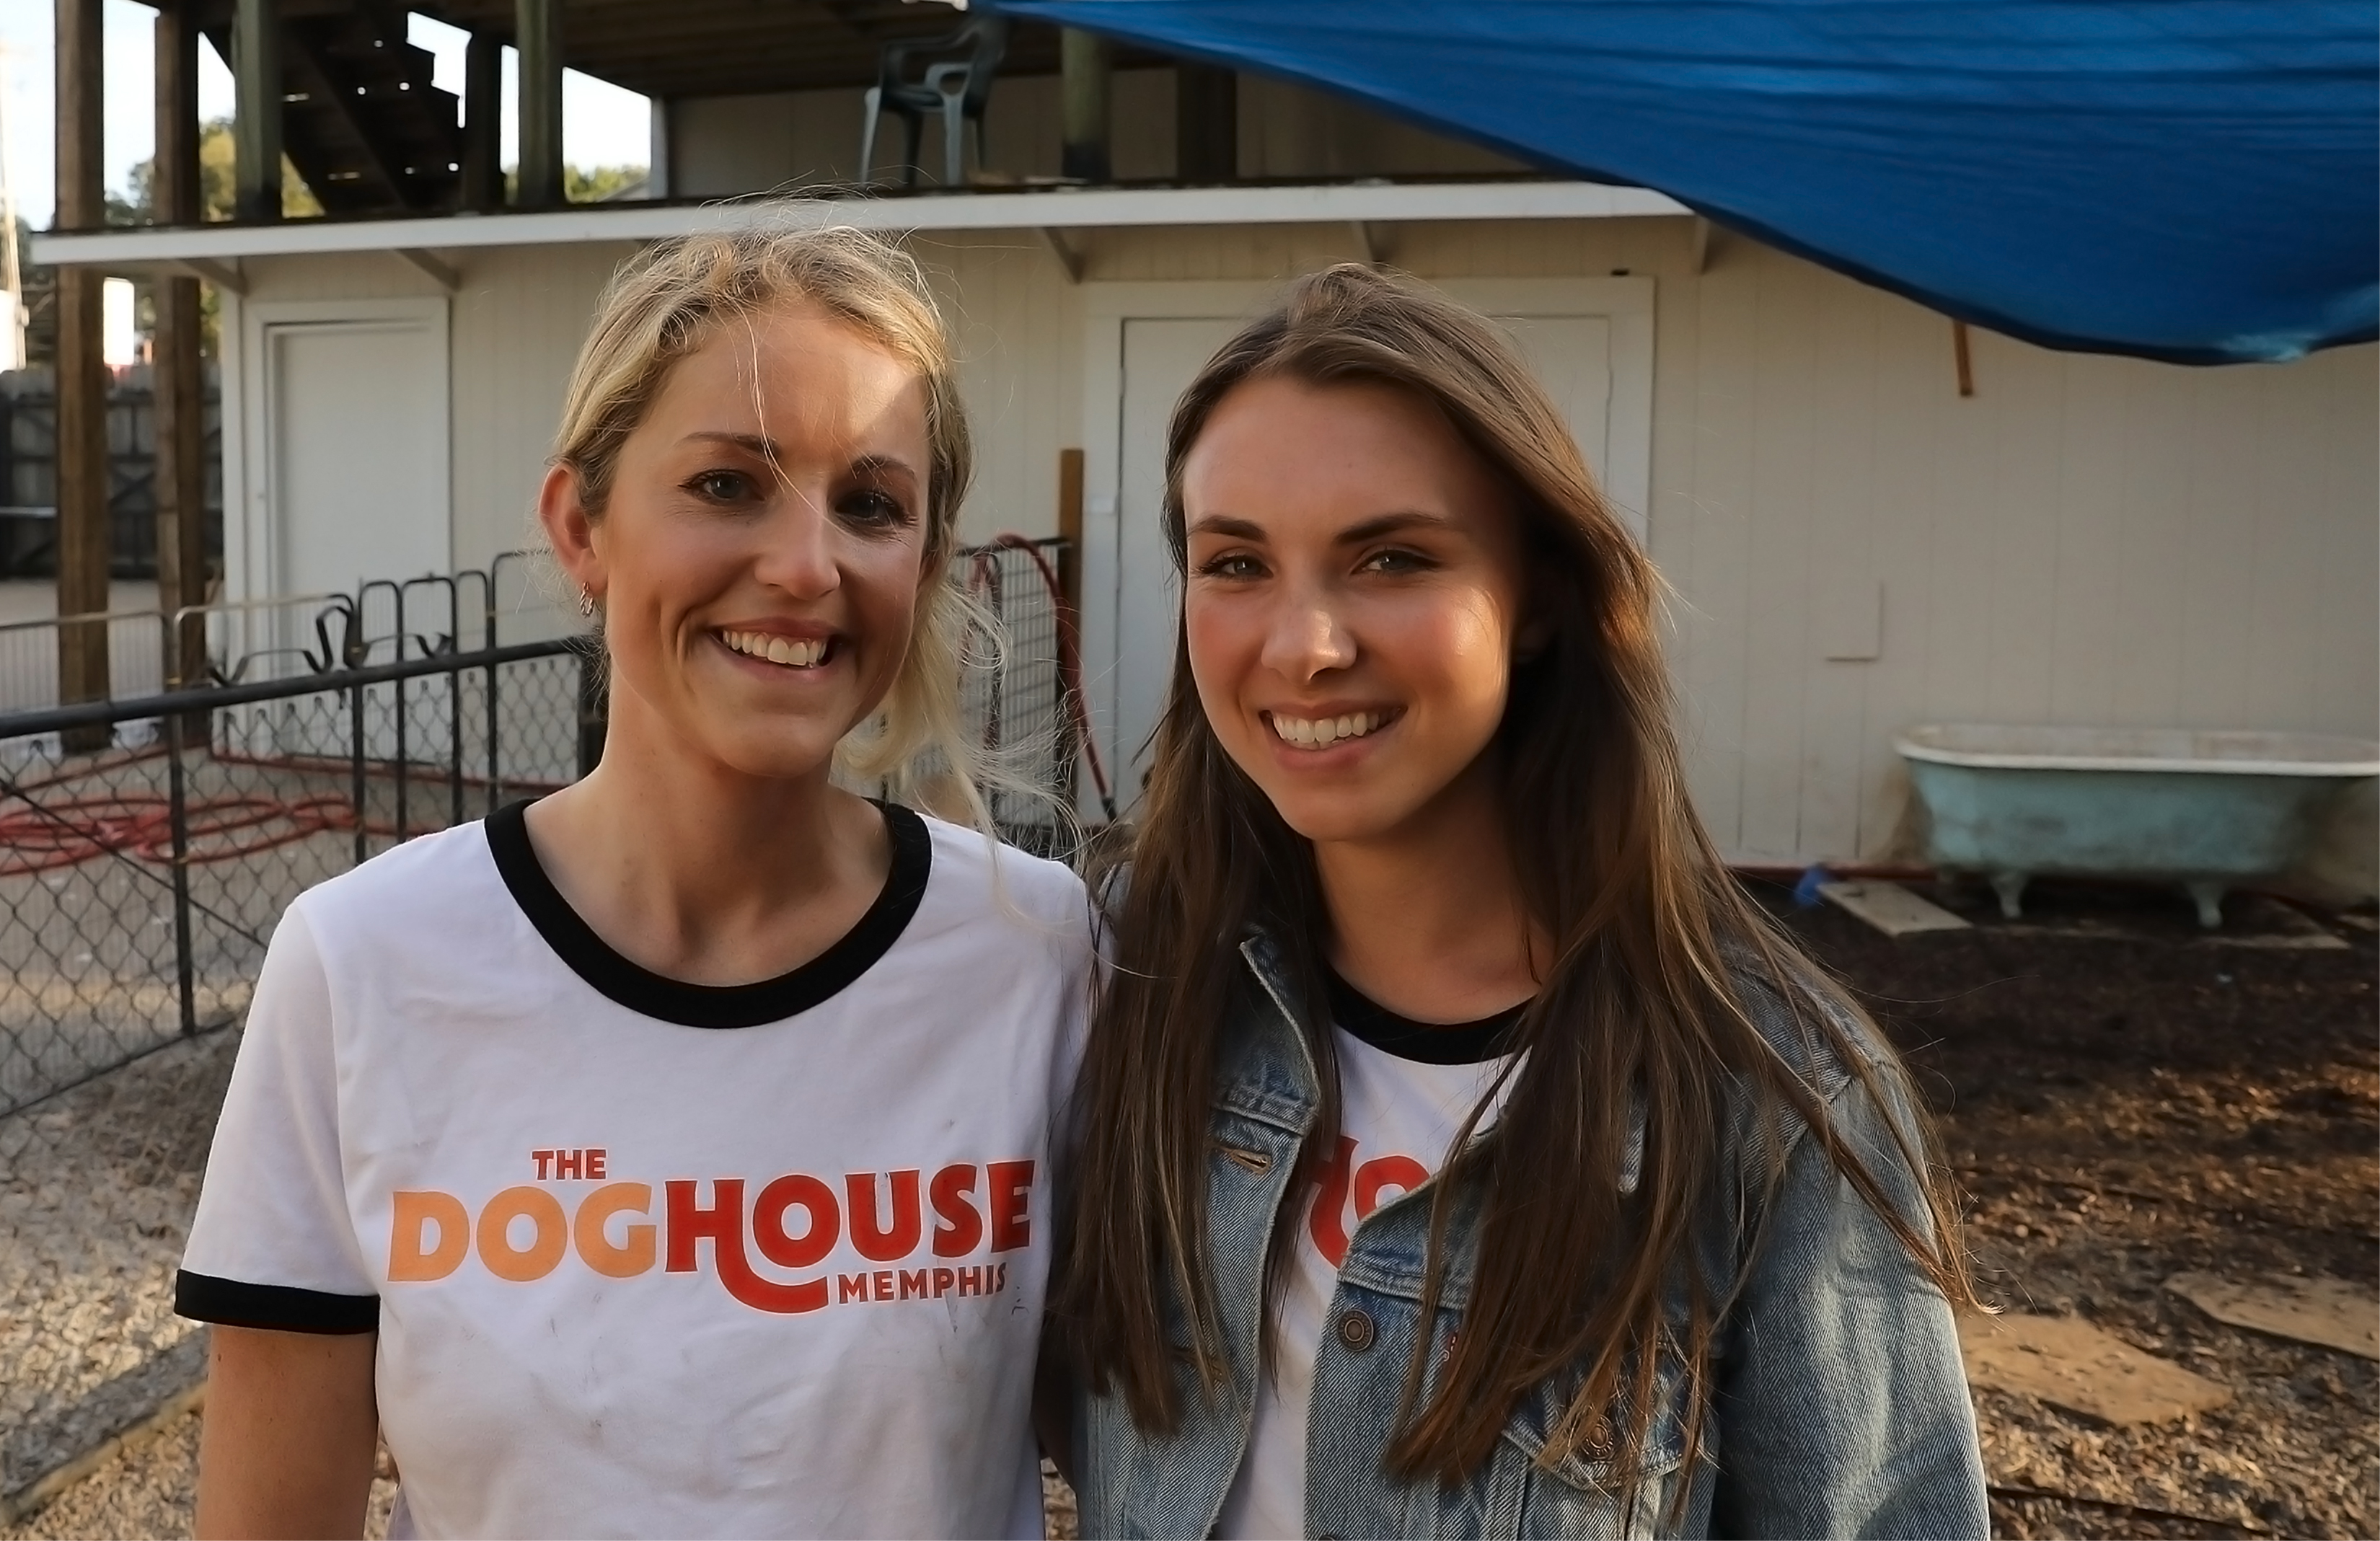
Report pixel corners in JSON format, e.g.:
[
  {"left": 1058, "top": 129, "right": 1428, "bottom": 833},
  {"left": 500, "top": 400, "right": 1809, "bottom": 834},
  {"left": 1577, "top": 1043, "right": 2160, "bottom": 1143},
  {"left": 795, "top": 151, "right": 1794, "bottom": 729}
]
[{"left": 178, "top": 226, "right": 1088, "bottom": 1537}]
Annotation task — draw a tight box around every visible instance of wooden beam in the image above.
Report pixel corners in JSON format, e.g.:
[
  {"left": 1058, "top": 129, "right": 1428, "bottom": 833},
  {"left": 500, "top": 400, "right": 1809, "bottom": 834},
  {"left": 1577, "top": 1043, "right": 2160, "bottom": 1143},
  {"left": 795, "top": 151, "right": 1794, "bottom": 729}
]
[
  {"left": 1054, "top": 445, "right": 1084, "bottom": 810},
  {"left": 32, "top": 182, "right": 1701, "bottom": 266},
  {"left": 393, "top": 247, "right": 459, "bottom": 291},
  {"left": 55, "top": 0, "right": 101, "bottom": 231},
  {"left": 1953, "top": 319, "right": 1975, "bottom": 397},
  {"left": 1690, "top": 216, "right": 1711, "bottom": 273},
  {"left": 1175, "top": 62, "right": 1235, "bottom": 183},
  {"left": 1056, "top": 448, "right": 1083, "bottom": 609},
  {"left": 459, "top": 28, "right": 502, "bottom": 211},
  {"left": 56, "top": 0, "right": 109, "bottom": 730},
  {"left": 1037, "top": 227, "right": 1085, "bottom": 283},
  {"left": 515, "top": 0, "right": 563, "bottom": 209},
  {"left": 233, "top": 0, "right": 283, "bottom": 221},
  {"left": 1059, "top": 29, "right": 1110, "bottom": 184},
  {"left": 172, "top": 255, "right": 247, "bottom": 293},
  {"left": 154, "top": 0, "right": 208, "bottom": 687}
]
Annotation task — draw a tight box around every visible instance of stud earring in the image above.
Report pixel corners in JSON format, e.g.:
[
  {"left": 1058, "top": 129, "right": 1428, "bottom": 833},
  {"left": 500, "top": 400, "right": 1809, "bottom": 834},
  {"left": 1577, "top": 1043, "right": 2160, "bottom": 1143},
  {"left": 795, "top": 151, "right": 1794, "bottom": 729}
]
[{"left": 578, "top": 586, "right": 597, "bottom": 618}]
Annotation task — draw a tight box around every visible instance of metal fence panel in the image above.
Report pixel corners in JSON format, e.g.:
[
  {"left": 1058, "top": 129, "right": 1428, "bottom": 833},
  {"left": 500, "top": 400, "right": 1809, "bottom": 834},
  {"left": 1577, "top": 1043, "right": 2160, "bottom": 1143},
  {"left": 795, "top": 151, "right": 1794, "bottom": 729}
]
[{"left": 0, "top": 539, "right": 1077, "bottom": 1512}]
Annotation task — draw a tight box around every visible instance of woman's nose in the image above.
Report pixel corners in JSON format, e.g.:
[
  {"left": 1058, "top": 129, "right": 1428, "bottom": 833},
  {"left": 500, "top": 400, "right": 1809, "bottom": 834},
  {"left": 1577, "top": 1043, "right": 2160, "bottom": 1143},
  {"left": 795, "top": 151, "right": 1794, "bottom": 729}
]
[
  {"left": 1259, "top": 589, "right": 1355, "bottom": 681},
  {"left": 756, "top": 493, "right": 841, "bottom": 599}
]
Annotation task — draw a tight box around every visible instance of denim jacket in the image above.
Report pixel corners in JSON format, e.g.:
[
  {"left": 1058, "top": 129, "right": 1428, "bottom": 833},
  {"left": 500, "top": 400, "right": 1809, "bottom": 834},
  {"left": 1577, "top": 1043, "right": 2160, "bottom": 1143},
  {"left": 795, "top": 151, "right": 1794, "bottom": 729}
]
[{"left": 1074, "top": 930, "right": 1988, "bottom": 1540}]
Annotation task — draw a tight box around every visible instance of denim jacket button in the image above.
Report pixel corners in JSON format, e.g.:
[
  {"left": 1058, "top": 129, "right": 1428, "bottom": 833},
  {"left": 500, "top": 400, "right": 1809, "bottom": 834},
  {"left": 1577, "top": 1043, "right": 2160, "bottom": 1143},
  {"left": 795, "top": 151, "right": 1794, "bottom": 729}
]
[{"left": 1334, "top": 1307, "right": 1377, "bottom": 1353}]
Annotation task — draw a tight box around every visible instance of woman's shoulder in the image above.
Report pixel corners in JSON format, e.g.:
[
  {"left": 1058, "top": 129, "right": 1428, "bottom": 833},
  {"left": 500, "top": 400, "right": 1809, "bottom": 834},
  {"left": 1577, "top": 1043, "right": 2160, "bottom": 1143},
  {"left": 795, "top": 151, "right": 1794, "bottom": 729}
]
[
  {"left": 288, "top": 816, "right": 508, "bottom": 933},
  {"left": 1722, "top": 942, "right": 1892, "bottom": 1092},
  {"left": 913, "top": 811, "right": 1093, "bottom": 937},
  {"left": 1712, "top": 941, "right": 1917, "bottom": 1178}
]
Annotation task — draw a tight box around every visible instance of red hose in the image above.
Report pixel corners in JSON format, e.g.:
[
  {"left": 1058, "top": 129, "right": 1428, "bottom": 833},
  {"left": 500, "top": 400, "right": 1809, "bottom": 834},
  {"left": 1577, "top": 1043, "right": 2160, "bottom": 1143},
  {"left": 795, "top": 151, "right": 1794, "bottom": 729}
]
[
  {"left": 0, "top": 790, "right": 390, "bottom": 875},
  {"left": 0, "top": 540, "right": 1114, "bottom": 875},
  {"left": 967, "top": 534, "right": 1116, "bottom": 815}
]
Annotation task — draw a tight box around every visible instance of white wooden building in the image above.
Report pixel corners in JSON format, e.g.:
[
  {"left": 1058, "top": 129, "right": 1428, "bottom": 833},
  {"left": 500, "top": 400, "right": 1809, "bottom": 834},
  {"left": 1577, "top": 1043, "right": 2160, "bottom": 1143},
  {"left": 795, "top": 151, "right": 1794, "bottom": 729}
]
[{"left": 37, "top": 70, "right": 2377, "bottom": 893}]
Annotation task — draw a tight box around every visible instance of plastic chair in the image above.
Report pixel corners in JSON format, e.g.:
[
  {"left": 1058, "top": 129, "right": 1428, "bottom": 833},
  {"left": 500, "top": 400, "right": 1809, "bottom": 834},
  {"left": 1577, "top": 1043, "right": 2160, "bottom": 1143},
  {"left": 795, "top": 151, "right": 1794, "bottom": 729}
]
[{"left": 858, "top": 16, "right": 1010, "bottom": 188}]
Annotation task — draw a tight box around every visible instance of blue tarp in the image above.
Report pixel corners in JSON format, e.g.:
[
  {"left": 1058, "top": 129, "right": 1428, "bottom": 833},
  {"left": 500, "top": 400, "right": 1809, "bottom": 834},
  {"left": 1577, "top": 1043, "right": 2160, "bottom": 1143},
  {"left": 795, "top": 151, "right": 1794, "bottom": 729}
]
[{"left": 977, "top": 0, "right": 2377, "bottom": 363}]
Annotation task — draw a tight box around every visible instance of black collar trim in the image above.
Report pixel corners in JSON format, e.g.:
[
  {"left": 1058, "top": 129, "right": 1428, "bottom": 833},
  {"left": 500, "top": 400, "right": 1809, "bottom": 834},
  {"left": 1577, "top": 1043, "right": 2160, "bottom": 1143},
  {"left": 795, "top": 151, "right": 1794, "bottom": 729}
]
[
  {"left": 485, "top": 798, "right": 932, "bottom": 1029},
  {"left": 1325, "top": 968, "right": 1524, "bottom": 1065}
]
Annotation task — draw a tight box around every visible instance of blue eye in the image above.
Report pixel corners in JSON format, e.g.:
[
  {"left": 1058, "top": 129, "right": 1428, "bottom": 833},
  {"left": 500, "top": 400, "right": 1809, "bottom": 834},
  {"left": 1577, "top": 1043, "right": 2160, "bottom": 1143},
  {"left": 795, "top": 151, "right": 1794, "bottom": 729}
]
[{"left": 1362, "top": 547, "right": 1429, "bottom": 574}]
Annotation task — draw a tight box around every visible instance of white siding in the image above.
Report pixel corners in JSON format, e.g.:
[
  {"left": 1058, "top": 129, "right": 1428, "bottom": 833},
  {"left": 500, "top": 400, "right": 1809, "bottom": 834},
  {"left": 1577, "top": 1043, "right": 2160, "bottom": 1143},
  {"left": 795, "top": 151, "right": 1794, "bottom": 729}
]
[
  {"left": 230, "top": 243, "right": 633, "bottom": 579},
  {"left": 221, "top": 218, "right": 2380, "bottom": 889}
]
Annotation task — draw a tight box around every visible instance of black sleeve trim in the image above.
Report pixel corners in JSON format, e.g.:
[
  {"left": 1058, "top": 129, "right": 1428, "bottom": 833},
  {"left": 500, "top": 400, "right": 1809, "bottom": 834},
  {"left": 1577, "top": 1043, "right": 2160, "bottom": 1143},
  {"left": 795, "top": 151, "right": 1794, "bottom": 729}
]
[{"left": 176, "top": 1270, "right": 379, "bottom": 1334}]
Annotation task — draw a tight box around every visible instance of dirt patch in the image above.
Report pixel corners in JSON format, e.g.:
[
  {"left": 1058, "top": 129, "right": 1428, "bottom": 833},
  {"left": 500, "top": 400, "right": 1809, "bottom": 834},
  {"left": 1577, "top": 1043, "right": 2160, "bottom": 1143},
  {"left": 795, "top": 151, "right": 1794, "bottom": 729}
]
[{"left": 1768, "top": 878, "right": 2379, "bottom": 1540}]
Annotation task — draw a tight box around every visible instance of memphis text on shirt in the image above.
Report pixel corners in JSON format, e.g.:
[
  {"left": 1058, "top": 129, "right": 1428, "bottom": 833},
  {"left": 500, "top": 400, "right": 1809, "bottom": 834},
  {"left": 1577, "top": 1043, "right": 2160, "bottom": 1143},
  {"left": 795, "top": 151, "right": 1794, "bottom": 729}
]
[{"left": 385, "top": 1149, "right": 1036, "bottom": 1315}]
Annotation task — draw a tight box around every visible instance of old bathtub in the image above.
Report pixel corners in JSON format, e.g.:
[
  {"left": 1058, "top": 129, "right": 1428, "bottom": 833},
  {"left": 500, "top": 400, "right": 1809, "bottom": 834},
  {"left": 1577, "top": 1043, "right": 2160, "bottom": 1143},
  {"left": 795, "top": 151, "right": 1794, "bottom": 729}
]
[{"left": 1895, "top": 725, "right": 2380, "bottom": 926}]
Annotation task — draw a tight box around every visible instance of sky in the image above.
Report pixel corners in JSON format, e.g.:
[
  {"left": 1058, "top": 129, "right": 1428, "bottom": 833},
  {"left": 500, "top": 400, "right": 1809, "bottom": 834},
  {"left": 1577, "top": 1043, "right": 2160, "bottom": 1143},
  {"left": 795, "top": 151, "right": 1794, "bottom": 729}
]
[{"left": 0, "top": 0, "right": 652, "bottom": 228}]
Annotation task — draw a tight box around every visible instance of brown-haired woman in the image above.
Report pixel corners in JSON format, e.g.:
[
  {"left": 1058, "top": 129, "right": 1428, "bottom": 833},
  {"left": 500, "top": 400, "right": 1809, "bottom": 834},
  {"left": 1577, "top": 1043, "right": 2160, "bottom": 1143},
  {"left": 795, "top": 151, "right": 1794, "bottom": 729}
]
[{"left": 1056, "top": 265, "right": 1987, "bottom": 1538}]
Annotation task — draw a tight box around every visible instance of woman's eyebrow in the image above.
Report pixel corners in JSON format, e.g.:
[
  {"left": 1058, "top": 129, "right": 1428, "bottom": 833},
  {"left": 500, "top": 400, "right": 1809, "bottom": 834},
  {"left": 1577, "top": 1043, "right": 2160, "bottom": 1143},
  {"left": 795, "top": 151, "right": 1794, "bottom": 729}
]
[
  {"left": 1336, "top": 511, "right": 1458, "bottom": 544},
  {"left": 674, "top": 433, "right": 917, "bottom": 482},
  {"left": 847, "top": 452, "right": 920, "bottom": 482},
  {"left": 1187, "top": 513, "right": 1266, "bottom": 541},
  {"left": 680, "top": 429, "right": 768, "bottom": 449}
]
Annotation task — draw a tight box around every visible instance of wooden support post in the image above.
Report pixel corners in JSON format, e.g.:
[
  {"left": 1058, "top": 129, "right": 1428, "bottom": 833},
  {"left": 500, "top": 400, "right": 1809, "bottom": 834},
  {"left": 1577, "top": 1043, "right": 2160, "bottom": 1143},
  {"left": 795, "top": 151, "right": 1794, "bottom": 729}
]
[
  {"left": 1953, "top": 320, "right": 1975, "bottom": 397},
  {"left": 56, "top": 0, "right": 109, "bottom": 735},
  {"left": 1055, "top": 447, "right": 1085, "bottom": 809},
  {"left": 1057, "top": 447, "right": 1084, "bottom": 611},
  {"left": 155, "top": 0, "right": 208, "bottom": 689},
  {"left": 1175, "top": 63, "right": 1235, "bottom": 183},
  {"left": 515, "top": 0, "right": 563, "bottom": 209},
  {"left": 460, "top": 29, "right": 502, "bottom": 212},
  {"left": 1060, "top": 30, "right": 1111, "bottom": 185},
  {"left": 232, "top": 0, "right": 282, "bottom": 221}
]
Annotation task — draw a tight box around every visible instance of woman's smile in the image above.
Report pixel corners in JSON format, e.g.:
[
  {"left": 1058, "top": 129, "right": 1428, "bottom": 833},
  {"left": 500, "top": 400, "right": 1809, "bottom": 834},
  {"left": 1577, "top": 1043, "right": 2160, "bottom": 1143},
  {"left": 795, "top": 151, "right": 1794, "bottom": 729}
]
[
  {"left": 714, "top": 625, "right": 838, "bottom": 671},
  {"left": 1261, "top": 706, "right": 1401, "bottom": 751}
]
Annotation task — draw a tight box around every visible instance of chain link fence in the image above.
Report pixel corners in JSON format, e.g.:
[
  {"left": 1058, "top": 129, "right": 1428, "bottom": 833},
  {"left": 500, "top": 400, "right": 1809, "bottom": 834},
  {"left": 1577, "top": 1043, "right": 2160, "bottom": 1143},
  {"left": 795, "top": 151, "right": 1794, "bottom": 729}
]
[{"left": 0, "top": 537, "right": 1077, "bottom": 1518}]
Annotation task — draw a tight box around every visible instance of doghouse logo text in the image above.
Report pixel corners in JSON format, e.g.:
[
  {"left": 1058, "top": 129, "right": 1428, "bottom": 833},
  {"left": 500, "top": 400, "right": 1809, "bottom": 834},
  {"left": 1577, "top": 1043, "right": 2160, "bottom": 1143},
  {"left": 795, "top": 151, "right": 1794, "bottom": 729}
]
[{"left": 385, "top": 1149, "right": 1035, "bottom": 1315}]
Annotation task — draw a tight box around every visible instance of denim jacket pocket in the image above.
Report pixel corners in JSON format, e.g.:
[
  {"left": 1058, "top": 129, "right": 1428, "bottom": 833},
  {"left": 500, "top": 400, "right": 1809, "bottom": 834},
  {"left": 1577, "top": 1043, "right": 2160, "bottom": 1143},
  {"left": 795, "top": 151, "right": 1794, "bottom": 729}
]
[{"left": 1479, "top": 1365, "right": 1691, "bottom": 1541}]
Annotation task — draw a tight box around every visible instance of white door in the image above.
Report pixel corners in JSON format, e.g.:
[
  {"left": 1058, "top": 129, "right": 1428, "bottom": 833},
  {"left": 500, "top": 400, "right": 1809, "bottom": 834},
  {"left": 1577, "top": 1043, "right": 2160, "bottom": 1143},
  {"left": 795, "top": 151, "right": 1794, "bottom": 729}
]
[
  {"left": 1114, "top": 316, "right": 1247, "bottom": 796},
  {"left": 1088, "top": 281, "right": 1649, "bottom": 812},
  {"left": 239, "top": 301, "right": 452, "bottom": 763},
  {"left": 268, "top": 316, "right": 451, "bottom": 605},
  {"left": 1497, "top": 314, "right": 1614, "bottom": 511}
]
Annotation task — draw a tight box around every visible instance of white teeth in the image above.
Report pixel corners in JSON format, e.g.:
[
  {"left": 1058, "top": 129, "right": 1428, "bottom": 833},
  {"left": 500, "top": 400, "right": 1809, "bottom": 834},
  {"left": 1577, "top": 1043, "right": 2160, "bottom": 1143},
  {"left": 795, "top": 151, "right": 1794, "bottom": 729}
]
[
  {"left": 723, "top": 630, "right": 827, "bottom": 668},
  {"left": 1269, "top": 710, "right": 1387, "bottom": 749}
]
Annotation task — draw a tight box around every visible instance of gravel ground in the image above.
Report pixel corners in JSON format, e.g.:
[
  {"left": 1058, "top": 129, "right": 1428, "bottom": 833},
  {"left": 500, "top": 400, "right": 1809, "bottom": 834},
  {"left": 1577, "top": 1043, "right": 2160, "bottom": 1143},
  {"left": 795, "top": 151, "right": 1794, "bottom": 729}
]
[
  {"left": 0, "top": 1408, "right": 399, "bottom": 1541},
  {"left": 0, "top": 1030, "right": 235, "bottom": 1511}
]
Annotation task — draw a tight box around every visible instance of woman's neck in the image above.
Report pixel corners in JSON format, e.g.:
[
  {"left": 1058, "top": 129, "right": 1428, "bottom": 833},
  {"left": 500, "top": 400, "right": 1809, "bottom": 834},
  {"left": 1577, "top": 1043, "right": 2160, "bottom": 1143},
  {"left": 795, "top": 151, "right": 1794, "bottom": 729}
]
[
  {"left": 519, "top": 701, "right": 891, "bottom": 988},
  {"left": 1312, "top": 756, "right": 1545, "bottom": 1025}
]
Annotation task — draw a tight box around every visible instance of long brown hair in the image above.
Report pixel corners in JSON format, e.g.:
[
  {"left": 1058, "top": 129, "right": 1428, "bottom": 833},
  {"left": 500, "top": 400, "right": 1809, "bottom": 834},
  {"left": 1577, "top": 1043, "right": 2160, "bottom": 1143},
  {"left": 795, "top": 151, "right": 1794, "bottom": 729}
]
[{"left": 1055, "top": 264, "right": 1973, "bottom": 1488}]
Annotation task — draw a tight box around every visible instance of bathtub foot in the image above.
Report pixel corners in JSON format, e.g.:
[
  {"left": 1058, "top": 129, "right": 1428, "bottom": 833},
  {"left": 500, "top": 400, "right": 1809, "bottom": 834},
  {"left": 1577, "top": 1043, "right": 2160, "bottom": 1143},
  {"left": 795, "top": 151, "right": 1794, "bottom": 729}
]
[
  {"left": 2185, "top": 880, "right": 2226, "bottom": 930},
  {"left": 1989, "top": 870, "right": 2029, "bottom": 919}
]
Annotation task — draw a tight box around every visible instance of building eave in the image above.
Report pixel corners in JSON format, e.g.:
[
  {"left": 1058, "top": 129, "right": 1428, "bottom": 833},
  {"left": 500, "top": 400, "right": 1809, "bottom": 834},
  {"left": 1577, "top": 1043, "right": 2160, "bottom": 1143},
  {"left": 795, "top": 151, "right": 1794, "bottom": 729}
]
[{"left": 31, "top": 180, "right": 1692, "bottom": 271}]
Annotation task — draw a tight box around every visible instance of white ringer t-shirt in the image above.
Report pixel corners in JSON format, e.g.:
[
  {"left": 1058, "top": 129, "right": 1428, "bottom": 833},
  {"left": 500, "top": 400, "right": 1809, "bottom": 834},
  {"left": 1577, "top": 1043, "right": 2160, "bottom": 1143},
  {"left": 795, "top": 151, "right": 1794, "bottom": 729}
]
[
  {"left": 1217, "top": 972, "right": 1521, "bottom": 1541},
  {"left": 179, "top": 800, "right": 1090, "bottom": 1540}
]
